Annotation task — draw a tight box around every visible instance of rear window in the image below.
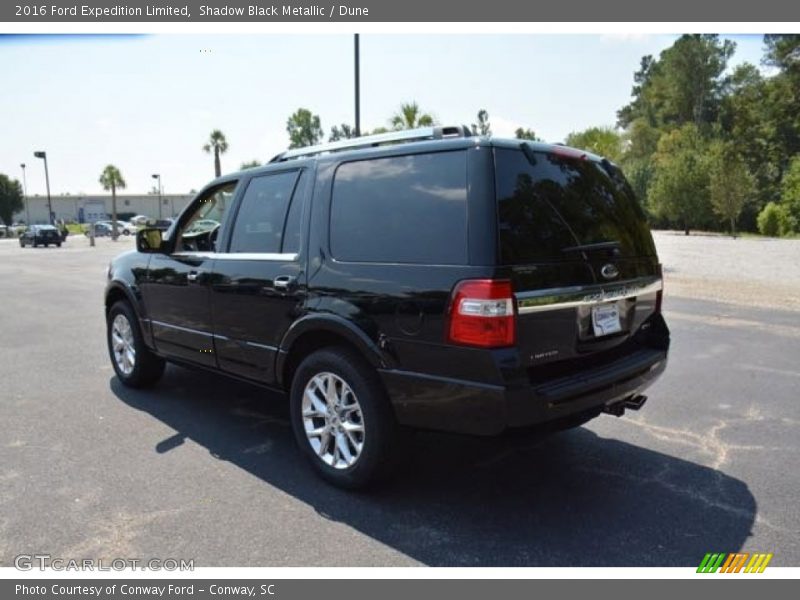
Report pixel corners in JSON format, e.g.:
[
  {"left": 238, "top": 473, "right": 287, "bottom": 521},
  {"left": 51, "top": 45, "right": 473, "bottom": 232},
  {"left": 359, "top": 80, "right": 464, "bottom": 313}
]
[
  {"left": 330, "top": 151, "right": 468, "bottom": 264},
  {"left": 495, "top": 147, "right": 655, "bottom": 263}
]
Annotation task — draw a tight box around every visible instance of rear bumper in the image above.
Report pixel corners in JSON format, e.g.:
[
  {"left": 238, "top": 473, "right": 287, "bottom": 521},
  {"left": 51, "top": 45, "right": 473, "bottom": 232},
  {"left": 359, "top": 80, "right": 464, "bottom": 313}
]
[{"left": 380, "top": 327, "right": 669, "bottom": 436}]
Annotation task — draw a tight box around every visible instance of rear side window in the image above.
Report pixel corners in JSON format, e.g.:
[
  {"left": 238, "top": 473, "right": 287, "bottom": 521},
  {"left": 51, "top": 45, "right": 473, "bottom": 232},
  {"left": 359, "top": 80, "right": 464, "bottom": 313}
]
[
  {"left": 330, "top": 151, "right": 468, "bottom": 264},
  {"left": 495, "top": 148, "right": 656, "bottom": 263},
  {"left": 229, "top": 171, "right": 299, "bottom": 253}
]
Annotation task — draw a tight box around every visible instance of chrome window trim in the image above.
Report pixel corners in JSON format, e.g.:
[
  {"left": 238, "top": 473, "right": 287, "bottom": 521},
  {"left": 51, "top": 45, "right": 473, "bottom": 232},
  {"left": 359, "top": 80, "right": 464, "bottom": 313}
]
[
  {"left": 516, "top": 277, "right": 662, "bottom": 314},
  {"left": 170, "top": 251, "right": 299, "bottom": 262}
]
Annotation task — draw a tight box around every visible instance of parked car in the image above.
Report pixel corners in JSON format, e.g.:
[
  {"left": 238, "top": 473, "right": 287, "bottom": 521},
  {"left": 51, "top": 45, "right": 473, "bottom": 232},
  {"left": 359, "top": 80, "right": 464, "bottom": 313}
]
[
  {"left": 85, "top": 222, "right": 114, "bottom": 237},
  {"left": 105, "top": 126, "right": 670, "bottom": 488},
  {"left": 19, "top": 224, "right": 62, "bottom": 248},
  {"left": 130, "top": 215, "right": 150, "bottom": 227},
  {"left": 97, "top": 220, "right": 136, "bottom": 235}
]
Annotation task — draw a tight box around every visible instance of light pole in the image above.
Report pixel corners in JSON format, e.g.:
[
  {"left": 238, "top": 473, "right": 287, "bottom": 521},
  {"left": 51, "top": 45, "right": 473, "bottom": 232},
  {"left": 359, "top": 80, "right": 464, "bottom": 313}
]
[
  {"left": 33, "top": 151, "right": 53, "bottom": 224},
  {"left": 354, "top": 33, "right": 361, "bottom": 137},
  {"left": 20, "top": 163, "right": 30, "bottom": 224},
  {"left": 152, "top": 174, "right": 162, "bottom": 219}
]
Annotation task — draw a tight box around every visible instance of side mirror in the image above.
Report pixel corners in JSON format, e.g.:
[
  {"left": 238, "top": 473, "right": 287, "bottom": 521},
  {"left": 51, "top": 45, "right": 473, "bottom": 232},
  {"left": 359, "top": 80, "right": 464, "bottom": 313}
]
[{"left": 136, "top": 228, "right": 166, "bottom": 253}]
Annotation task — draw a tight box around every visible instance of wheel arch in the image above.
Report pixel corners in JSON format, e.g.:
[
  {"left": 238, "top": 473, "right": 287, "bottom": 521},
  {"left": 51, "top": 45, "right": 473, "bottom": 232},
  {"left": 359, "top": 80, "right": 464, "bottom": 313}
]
[{"left": 277, "top": 315, "right": 388, "bottom": 391}]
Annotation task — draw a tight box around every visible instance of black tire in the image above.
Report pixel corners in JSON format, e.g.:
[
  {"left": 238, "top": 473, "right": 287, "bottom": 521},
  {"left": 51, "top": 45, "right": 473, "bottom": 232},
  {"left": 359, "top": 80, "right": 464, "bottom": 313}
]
[
  {"left": 56, "top": 242, "right": 61, "bottom": 247},
  {"left": 19, "top": 239, "right": 25, "bottom": 248},
  {"left": 107, "top": 300, "right": 165, "bottom": 388},
  {"left": 33, "top": 241, "right": 38, "bottom": 248},
  {"left": 290, "top": 347, "right": 398, "bottom": 489}
]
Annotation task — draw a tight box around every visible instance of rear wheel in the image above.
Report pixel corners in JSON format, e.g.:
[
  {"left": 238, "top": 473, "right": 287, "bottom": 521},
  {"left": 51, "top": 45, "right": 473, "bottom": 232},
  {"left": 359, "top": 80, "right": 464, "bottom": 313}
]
[
  {"left": 107, "top": 301, "right": 165, "bottom": 388},
  {"left": 290, "top": 347, "right": 398, "bottom": 489}
]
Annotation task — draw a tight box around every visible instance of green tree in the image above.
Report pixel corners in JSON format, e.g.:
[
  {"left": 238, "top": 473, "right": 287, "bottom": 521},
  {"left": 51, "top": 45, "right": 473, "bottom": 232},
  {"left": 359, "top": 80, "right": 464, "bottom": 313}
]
[
  {"left": 565, "top": 126, "right": 624, "bottom": 162},
  {"left": 240, "top": 160, "right": 261, "bottom": 170},
  {"left": 370, "top": 126, "right": 390, "bottom": 135},
  {"left": 619, "top": 35, "right": 735, "bottom": 129},
  {"left": 780, "top": 155, "right": 800, "bottom": 226},
  {"left": 98, "top": 165, "right": 126, "bottom": 239},
  {"left": 0, "top": 174, "right": 24, "bottom": 227},
  {"left": 514, "top": 127, "right": 540, "bottom": 141},
  {"left": 709, "top": 142, "right": 754, "bottom": 236},
  {"left": 287, "top": 108, "right": 323, "bottom": 148},
  {"left": 472, "top": 109, "right": 491, "bottom": 136},
  {"left": 329, "top": 124, "right": 356, "bottom": 142},
  {"left": 390, "top": 102, "right": 434, "bottom": 130},
  {"left": 648, "top": 124, "right": 712, "bottom": 235},
  {"left": 203, "top": 129, "right": 229, "bottom": 178}
]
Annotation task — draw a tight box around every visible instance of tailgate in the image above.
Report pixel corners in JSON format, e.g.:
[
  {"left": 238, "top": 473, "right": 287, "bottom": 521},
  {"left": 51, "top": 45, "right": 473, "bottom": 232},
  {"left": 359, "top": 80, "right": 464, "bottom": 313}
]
[{"left": 494, "top": 144, "right": 662, "bottom": 376}]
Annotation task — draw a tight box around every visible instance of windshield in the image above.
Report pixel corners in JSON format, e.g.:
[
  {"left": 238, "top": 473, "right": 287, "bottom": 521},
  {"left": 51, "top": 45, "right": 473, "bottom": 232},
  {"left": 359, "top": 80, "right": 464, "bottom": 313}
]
[{"left": 494, "top": 147, "right": 656, "bottom": 263}]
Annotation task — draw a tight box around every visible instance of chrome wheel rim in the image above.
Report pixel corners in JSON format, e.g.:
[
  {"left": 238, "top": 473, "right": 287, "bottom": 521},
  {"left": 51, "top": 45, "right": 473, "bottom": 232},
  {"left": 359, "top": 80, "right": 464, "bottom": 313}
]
[
  {"left": 111, "top": 314, "right": 136, "bottom": 376},
  {"left": 302, "top": 372, "right": 365, "bottom": 469}
]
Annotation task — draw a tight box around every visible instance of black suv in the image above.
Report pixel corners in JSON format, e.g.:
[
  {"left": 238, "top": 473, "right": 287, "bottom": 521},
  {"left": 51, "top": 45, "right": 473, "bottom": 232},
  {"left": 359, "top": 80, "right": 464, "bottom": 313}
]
[
  {"left": 20, "top": 224, "right": 62, "bottom": 248},
  {"left": 105, "top": 126, "right": 669, "bottom": 488}
]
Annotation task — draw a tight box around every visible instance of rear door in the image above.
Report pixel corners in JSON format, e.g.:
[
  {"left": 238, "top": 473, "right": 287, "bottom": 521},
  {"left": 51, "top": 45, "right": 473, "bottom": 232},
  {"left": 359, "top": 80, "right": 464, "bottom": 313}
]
[
  {"left": 494, "top": 146, "right": 661, "bottom": 373},
  {"left": 209, "top": 168, "right": 310, "bottom": 384}
]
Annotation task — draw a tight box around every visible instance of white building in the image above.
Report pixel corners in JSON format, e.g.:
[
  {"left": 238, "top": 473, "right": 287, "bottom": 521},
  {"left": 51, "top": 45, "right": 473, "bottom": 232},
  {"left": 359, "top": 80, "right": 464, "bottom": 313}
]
[{"left": 15, "top": 193, "right": 194, "bottom": 224}]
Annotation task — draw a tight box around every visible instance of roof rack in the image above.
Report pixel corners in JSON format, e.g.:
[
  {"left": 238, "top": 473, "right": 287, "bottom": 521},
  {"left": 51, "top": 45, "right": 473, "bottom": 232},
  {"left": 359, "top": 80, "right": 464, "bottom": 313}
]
[{"left": 269, "top": 125, "right": 473, "bottom": 163}]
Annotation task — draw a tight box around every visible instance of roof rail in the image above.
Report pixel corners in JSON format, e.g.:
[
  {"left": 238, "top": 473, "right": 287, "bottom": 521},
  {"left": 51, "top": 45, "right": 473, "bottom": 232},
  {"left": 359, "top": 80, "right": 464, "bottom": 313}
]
[{"left": 269, "top": 125, "right": 473, "bottom": 163}]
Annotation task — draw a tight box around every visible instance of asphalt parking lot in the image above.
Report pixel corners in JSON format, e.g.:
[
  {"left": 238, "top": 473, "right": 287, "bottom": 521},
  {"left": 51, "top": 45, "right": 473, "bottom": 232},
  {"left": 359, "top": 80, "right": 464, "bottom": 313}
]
[{"left": 1, "top": 233, "right": 798, "bottom": 567}]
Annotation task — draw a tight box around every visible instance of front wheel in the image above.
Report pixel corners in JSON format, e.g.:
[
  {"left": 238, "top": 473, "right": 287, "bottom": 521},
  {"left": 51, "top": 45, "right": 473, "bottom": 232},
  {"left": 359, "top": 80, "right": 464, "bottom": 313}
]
[
  {"left": 107, "top": 301, "right": 165, "bottom": 388},
  {"left": 290, "top": 347, "right": 398, "bottom": 489}
]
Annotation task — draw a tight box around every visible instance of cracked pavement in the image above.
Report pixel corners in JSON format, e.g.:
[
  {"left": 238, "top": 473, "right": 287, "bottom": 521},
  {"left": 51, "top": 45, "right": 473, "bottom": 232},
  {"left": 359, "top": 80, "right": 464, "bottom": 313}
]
[{"left": 0, "top": 235, "right": 798, "bottom": 566}]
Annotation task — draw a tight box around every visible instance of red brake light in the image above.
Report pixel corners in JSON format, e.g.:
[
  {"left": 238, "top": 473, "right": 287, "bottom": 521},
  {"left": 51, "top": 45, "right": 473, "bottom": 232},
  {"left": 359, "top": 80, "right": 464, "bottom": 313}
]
[
  {"left": 447, "top": 279, "right": 516, "bottom": 348},
  {"left": 551, "top": 146, "right": 587, "bottom": 160}
]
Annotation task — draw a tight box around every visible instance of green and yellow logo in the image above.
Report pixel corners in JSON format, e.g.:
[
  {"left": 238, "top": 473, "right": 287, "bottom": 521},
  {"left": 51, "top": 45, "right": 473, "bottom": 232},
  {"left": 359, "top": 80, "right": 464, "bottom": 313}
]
[{"left": 697, "top": 552, "right": 773, "bottom": 573}]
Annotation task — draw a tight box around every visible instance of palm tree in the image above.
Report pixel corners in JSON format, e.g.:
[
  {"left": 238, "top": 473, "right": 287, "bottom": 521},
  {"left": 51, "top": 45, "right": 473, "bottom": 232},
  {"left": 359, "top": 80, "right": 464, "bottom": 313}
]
[
  {"left": 203, "top": 129, "right": 229, "bottom": 178},
  {"left": 390, "top": 102, "right": 435, "bottom": 130},
  {"left": 98, "top": 165, "right": 126, "bottom": 240}
]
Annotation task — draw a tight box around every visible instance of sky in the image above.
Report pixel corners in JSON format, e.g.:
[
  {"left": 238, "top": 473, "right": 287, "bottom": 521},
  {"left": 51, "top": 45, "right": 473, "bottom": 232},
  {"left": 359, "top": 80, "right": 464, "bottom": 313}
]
[{"left": 1, "top": 33, "right": 768, "bottom": 196}]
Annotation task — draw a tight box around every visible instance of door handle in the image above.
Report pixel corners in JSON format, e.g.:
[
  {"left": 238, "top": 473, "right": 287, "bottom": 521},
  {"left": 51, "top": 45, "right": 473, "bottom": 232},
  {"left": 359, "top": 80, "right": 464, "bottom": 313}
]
[
  {"left": 273, "top": 275, "right": 297, "bottom": 292},
  {"left": 187, "top": 271, "right": 201, "bottom": 283}
]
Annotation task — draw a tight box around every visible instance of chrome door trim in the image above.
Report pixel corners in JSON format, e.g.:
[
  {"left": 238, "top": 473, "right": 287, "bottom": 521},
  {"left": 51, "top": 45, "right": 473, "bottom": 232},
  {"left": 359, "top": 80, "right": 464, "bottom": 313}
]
[{"left": 149, "top": 319, "right": 214, "bottom": 337}]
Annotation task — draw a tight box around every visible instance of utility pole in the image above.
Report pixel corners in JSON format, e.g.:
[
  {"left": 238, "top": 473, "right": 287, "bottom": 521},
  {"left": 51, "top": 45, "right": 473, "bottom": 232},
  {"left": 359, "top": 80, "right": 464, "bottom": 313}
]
[
  {"left": 354, "top": 33, "right": 361, "bottom": 137},
  {"left": 33, "top": 151, "right": 53, "bottom": 224}
]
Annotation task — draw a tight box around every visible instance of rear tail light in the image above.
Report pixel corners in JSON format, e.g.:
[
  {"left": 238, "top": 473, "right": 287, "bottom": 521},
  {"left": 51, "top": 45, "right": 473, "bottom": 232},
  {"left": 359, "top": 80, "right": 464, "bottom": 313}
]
[{"left": 447, "top": 279, "right": 516, "bottom": 348}]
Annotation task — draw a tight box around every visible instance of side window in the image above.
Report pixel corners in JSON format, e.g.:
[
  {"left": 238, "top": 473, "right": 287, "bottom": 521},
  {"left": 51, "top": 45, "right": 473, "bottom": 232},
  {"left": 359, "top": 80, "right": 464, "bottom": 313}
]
[
  {"left": 229, "top": 171, "right": 298, "bottom": 254},
  {"left": 281, "top": 171, "right": 308, "bottom": 254},
  {"left": 330, "top": 151, "right": 468, "bottom": 264},
  {"left": 176, "top": 181, "right": 237, "bottom": 252}
]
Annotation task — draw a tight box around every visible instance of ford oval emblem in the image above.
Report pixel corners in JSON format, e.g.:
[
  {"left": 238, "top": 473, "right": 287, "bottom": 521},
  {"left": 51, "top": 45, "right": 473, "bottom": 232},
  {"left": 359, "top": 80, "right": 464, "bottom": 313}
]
[{"left": 601, "top": 263, "right": 619, "bottom": 280}]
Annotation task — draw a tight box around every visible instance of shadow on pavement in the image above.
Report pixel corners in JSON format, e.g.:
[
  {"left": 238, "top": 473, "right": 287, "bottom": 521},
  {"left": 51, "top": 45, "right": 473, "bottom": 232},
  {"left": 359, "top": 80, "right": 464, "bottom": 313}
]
[{"left": 111, "top": 365, "right": 756, "bottom": 567}]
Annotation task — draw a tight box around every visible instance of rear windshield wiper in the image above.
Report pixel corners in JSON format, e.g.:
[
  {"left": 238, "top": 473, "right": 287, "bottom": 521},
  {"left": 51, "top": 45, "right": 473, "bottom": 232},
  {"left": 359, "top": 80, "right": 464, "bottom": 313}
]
[{"left": 561, "top": 241, "right": 621, "bottom": 254}]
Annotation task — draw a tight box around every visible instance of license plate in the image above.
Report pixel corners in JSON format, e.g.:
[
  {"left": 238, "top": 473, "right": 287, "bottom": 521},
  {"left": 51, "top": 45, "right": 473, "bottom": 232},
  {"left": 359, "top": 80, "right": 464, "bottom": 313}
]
[{"left": 591, "top": 303, "right": 622, "bottom": 337}]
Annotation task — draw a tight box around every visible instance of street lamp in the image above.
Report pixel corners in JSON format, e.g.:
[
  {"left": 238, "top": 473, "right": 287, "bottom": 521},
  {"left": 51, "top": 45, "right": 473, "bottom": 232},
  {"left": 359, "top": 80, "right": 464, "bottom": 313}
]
[
  {"left": 20, "top": 163, "right": 30, "bottom": 224},
  {"left": 354, "top": 33, "right": 361, "bottom": 137},
  {"left": 152, "top": 173, "right": 162, "bottom": 219},
  {"left": 33, "top": 151, "right": 53, "bottom": 224}
]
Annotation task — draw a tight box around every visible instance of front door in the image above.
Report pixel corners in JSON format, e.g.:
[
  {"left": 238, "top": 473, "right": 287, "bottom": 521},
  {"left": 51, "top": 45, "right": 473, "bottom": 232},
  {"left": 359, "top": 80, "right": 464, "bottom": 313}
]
[
  {"left": 140, "top": 181, "right": 239, "bottom": 367},
  {"left": 210, "top": 169, "right": 310, "bottom": 383}
]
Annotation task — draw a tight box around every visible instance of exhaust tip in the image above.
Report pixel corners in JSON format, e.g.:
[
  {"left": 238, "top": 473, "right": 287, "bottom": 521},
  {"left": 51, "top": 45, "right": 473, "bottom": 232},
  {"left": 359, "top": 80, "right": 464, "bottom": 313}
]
[{"left": 624, "top": 395, "right": 648, "bottom": 411}]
